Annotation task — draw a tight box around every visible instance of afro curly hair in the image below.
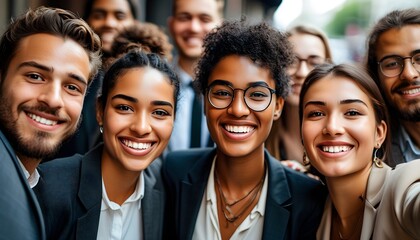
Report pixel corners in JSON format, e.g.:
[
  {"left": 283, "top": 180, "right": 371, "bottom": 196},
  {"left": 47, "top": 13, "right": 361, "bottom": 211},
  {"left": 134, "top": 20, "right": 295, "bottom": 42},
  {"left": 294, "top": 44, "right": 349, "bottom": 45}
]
[{"left": 194, "top": 18, "right": 295, "bottom": 98}]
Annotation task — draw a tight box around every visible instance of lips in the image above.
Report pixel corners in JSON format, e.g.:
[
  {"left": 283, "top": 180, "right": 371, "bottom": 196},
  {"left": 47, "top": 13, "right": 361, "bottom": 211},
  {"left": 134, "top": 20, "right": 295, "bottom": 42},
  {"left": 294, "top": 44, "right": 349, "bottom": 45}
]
[
  {"left": 224, "top": 124, "right": 255, "bottom": 134},
  {"left": 320, "top": 145, "right": 353, "bottom": 153},
  {"left": 27, "top": 112, "right": 58, "bottom": 126},
  {"left": 121, "top": 139, "right": 153, "bottom": 150}
]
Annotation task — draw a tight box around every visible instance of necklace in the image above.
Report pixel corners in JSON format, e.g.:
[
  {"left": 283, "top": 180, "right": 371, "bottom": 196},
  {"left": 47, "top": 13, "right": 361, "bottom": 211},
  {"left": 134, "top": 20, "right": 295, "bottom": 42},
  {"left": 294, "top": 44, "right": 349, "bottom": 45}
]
[
  {"left": 334, "top": 207, "right": 364, "bottom": 240},
  {"left": 215, "top": 168, "right": 265, "bottom": 227}
]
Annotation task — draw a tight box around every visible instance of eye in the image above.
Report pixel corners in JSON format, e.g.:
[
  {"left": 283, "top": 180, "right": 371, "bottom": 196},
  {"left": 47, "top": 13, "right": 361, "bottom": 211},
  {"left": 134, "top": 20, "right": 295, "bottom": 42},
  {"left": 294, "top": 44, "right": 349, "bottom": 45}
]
[
  {"left": 212, "top": 89, "right": 232, "bottom": 98},
  {"left": 26, "top": 73, "right": 43, "bottom": 81},
  {"left": 382, "top": 58, "right": 401, "bottom": 69},
  {"left": 116, "top": 104, "right": 133, "bottom": 112},
  {"left": 345, "top": 109, "right": 361, "bottom": 116},
  {"left": 307, "top": 111, "right": 324, "bottom": 118},
  {"left": 115, "top": 13, "right": 127, "bottom": 20},
  {"left": 65, "top": 84, "right": 83, "bottom": 95},
  {"left": 153, "top": 109, "right": 170, "bottom": 117}
]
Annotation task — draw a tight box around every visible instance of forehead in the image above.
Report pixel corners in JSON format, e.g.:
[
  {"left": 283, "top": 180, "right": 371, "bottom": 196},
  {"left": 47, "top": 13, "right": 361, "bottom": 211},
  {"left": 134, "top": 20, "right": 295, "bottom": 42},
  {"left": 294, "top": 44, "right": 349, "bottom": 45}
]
[
  {"left": 92, "top": 0, "right": 132, "bottom": 14},
  {"left": 376, "top": 25, "right": 420, "bottom": 59},
  {"left": 289, "top": 33, "right": 326, "bottom": 58},
  {"left": 174, "top": 0, "right": 220, "bottom": 17},
  {"left": 111, "top": 67, "right": 174, "bottom": 100},
  {"left": 208, "top": 55, "right": 274, "bottom": 88},
  {"left": 304, "top": 75, "right": 371, "bottom": 106}
]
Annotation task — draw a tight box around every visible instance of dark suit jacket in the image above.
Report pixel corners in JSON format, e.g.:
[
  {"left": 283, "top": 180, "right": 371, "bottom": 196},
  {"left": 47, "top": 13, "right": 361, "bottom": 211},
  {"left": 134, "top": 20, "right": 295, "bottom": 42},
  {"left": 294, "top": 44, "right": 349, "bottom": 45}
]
[
  {"left": 34, "top": 143, "right": 166, "bottom": 240},
  {"left": 0, "top": 130, "right": 45, "bottom": 240},
  {"left": 162, "top": 148, "right": 327, "bottom": 240}
]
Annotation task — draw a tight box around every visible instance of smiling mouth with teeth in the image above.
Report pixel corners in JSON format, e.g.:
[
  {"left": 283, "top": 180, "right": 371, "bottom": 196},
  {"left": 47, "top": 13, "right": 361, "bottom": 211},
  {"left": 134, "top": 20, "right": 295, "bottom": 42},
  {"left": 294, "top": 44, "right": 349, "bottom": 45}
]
[
  {"left": 27, "top": 113, "right": 58, "bottom": 126},
  {"left": 224, "top": 125, "right": 255, "bottom": 134},
  {"left": 122, "top": 139, "right": 152, "bottom": 150},
  {"left": 321, "top": 146, "right": 352, "bottom": 153}
]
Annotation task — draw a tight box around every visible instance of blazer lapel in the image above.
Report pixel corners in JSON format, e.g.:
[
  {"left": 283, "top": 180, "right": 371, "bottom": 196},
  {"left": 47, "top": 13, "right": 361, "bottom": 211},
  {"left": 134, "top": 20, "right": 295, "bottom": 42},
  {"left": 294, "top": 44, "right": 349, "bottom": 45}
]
[
  {"left": 361, "top": 164, "right": 391, "bottom": 239},
  {"left": 179, "top": 149, "right": 215, "bottom": 240},
  {"left": 262, "top": 152, "right": 292, "bottom": 240},
  {"left": 75, "top": 145, "right": 103, "bottom": 240},
  {"left": 142, "top": 160, "right": 165, "bottom": 240}
]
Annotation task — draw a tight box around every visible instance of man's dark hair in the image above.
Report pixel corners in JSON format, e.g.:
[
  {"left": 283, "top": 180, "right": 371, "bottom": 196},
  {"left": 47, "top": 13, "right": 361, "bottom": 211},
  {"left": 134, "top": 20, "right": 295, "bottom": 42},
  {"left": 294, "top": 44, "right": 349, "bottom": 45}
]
[{"left": 0, "top": 6, "right": 102, "bottom": 83}]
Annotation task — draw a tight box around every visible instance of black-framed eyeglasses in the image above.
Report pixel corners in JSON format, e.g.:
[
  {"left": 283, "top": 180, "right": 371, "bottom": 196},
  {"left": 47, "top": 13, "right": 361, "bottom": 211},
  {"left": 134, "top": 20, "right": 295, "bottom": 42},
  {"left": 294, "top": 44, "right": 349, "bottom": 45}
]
[
  {"left": 207, "top": 83, "right": 276, "bottom": 112},
  {"left": 288, "top": 56, "right": 326, "bottom": 74},
  {"left": 377, "top": 52, "right": 420, "bottom": 77}
]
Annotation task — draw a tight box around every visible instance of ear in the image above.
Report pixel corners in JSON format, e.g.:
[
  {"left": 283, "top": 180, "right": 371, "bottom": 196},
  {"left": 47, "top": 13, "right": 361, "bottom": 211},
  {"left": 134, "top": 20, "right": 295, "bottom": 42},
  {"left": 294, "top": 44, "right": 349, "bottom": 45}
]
[
  {"left": 375, "top": 120, "right": 387, "bottom": 147},
  {"left": 96, "top": 98, "right": 104, "bottom": 126},
  {"left": 273, "top": 96, "right": 284, "bottom": 121}
]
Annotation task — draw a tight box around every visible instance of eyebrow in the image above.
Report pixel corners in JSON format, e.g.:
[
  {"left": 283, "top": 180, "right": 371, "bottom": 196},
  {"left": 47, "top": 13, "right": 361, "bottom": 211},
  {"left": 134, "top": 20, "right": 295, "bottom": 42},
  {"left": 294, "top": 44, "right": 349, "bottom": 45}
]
[
  {"left": 18, "top": 61, "right": 87, "bottom": 86},
  {"left": 210, "top": 79, "right": 271, "bottom": 88},
  {"left": 112, "top": 94, "right": 138, "bottom": 103},
  {"left": 304, "top": 99, "right": 368, "bottom": 108},
  {"left": 112, "top": 94, "right": 174, "bottom": 108},
  {"left": 378, "top": 49, "right": 420, "bottom": 62}
]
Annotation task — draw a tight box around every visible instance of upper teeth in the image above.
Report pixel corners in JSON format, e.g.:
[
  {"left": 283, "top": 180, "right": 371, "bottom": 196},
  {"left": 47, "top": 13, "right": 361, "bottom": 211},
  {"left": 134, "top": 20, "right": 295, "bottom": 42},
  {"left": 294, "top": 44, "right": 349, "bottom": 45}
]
[
  {"left": 28, "top": 113, "right": 57, "bottom": 126},
  {"left": 402, "top": 88, "right": 420, "bottom": 95},
  {"left": 123, "top": 139, "right": 152, "bottom": 150},
  {"left": 225, "top": 125, "right": 254, "bottom": 133},
  {"left": 322, "top": 146, "right": 351, "bottom": 153}
]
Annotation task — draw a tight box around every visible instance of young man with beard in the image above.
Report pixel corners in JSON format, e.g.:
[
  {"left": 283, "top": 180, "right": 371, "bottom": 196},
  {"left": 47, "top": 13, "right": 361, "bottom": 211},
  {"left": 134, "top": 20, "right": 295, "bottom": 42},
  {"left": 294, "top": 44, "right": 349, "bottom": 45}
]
[
  {"left": 0, "top": 6, "right": 101, "bottom": 239},
  {"left": 366, "top": 8, "right": 420, "bottom": 166},
  {"left": 167, "top": 0, "right": 224, "bottom": 151},
  {"left": 51, "top": 0, "right": 137, "bottom": 159}
]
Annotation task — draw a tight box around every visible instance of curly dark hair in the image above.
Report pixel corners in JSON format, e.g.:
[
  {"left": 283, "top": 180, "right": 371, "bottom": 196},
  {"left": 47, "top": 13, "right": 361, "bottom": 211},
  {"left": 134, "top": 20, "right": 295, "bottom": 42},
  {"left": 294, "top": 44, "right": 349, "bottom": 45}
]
[
  {"left": 111, "top": 20, "right": 173, "bottom": 62},
  {"left": 194, "top": 19, "right": 294, "bottom": 98}
]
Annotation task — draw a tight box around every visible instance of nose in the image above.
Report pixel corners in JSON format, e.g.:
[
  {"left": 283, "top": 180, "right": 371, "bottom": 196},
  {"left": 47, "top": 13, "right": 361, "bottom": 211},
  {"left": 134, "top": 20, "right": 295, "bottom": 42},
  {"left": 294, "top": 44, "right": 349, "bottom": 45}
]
[
  {"left": 323, "top": 114, "right": 344, "bottom": 136},
  {"left": 37, "top": 81, "right": 64, "bottom": 109},
  {"left": 104, "top": 15, "right": 118, "bottom": 28},
  {"left": 227, "top": 91, "right": 251, "bottom": 118},
  {"left": 189, "top": 18, "right": 202, "bottom": 33},
  {"left": 130, "top": 111, "right": 152, "bottom": 135},
  {"left": 400, "top": 58, "right": 419, "bottom": 81},
  {"left": 294, "top": 61, "right": 311, "bottom": 78}
]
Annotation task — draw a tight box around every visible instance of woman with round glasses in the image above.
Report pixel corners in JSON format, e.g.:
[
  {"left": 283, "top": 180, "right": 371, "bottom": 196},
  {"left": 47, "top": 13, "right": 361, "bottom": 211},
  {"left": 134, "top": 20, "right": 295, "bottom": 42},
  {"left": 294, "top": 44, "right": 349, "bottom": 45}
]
[
  {"left": 162, "top": 19, "right": 327, "bottom": 240},
  {"left": 265, "top": 25, "right": 332, "bottom": 173}
]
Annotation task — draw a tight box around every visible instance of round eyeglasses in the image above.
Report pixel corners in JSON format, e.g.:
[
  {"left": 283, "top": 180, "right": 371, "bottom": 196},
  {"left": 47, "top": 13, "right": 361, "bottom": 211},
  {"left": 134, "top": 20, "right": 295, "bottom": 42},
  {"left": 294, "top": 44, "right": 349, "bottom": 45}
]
[
  {"left": 377, "top": 52, "right": 420, "bottom": 77},
  {"left": 207, "top": 83, "right": 276, "bottom": 112},
  {"left": 288, "top": 56, "right": 326, "bottom": 74}
]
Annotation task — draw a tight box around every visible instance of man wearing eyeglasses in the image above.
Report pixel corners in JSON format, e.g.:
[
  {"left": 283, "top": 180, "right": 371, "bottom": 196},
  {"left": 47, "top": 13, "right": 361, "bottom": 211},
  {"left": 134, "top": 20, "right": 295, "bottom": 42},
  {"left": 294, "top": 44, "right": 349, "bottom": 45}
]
[{"left": 366, "top": 8, "right": 420, "bottom": 166}]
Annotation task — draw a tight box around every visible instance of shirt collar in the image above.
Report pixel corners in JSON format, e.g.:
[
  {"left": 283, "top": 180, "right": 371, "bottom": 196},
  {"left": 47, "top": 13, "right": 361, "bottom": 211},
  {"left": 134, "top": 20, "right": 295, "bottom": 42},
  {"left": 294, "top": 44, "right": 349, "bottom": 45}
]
[
  {"left": 17, "top": 156, "right": 40, "bottom": 188},
  {"left": 397, "top": 124, "right": 420, "bottom": 155},
  {"left": 101, "top": 171, "right": 145, "bottom": 210}
]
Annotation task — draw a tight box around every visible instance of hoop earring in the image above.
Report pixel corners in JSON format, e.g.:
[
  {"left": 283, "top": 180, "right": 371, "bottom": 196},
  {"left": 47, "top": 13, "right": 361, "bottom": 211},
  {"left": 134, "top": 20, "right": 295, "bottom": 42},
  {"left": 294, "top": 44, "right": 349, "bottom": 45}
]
[
  {"left": 99, "top": 126, "right": 103, "bottom": 134},
  {"left": 373, "top": 147, "right": 383, "bottom": 168},
  {"left": 302, "top": 151, "right": 310, "bottom": 166}
]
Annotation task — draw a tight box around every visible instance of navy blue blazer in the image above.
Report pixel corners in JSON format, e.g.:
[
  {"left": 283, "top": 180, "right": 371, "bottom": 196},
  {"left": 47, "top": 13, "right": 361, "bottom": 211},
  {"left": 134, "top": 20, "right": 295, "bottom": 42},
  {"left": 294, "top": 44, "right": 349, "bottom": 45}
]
[
  {"left": 0, "top": 130, "right": 45, "bottom": 240},
  {"left": 162, "top": 148, "right": 326, "bottom": 240},
  {"left": 34, "top": 144, "right": 166, "bottom": 240}
]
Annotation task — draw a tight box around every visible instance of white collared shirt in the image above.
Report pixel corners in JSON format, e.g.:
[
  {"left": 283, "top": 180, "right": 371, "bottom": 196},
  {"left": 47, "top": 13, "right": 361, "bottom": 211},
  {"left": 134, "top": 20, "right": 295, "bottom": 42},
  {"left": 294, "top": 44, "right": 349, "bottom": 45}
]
[
  {"left": 193, "top": 157, "right": 268, "bottom": 240},
  {"left": 97, "top": 172, "right": 145, "bottom": 240},
  {"left": 17, "top": 157, "right": 40, "bottom": 188}
]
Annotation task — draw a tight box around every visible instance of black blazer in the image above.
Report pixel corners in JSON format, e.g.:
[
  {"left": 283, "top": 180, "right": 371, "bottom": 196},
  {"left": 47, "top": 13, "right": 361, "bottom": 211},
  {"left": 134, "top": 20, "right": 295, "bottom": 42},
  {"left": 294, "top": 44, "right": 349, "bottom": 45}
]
[
  {"left": 0, "top": 130, "right": 45, "bottom": 240},
  {"left": 34, "top": 144, "right": 166, "bottom": 240},
  {"left": 163, "top": 148, "right": 327, "bottom": 240}
]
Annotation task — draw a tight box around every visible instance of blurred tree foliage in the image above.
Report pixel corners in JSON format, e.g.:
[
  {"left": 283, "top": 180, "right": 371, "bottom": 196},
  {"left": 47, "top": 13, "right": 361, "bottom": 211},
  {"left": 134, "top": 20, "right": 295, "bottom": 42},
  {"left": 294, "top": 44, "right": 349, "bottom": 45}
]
[{"left": 326, "top": 0, "right": 371, "bottom": 37}]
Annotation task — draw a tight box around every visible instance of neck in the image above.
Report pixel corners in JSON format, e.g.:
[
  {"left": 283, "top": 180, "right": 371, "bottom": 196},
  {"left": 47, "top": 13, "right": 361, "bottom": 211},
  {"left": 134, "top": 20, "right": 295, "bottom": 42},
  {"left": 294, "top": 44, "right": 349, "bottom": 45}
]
[
  {"left": 17, "top": 154, "right": 41, "bottom": 175},
  {"left": 215, "top": 148, "right": 265, "bottom": 195},
  {"left": 326, "top": 167, "right": 370, "bottom": 239},
  {"left": 401, "top": 120, "right": 420, "bottom": 148},
  {"left": 281, "top": 103, "right": 303, "bottom": 160},
  {"left": 101, "top": 155, "right": 140, "bottom": 205},
  {"left": 178, "top": 55, "right": 198, "bottom": 77}
]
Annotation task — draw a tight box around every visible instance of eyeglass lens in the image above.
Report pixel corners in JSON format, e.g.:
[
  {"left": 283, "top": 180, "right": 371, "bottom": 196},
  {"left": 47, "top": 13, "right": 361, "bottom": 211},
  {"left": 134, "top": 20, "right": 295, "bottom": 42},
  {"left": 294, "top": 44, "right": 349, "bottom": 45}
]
[
  {"left": 379, "top": 52, "right": 420, "bottom": 77},
  {"left": 208, "top": 84, "right": 273, "bottom": 112}
]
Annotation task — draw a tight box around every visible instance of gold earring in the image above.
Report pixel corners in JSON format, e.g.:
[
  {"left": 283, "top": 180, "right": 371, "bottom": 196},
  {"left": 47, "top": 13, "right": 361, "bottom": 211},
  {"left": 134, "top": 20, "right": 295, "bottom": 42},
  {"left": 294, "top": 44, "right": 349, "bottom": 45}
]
[
  {"left": 373, "top": 147, "right": 383, "bottom": 168},
  {"left": 302, "top": 151, "right": 310, "bottom": 165}
]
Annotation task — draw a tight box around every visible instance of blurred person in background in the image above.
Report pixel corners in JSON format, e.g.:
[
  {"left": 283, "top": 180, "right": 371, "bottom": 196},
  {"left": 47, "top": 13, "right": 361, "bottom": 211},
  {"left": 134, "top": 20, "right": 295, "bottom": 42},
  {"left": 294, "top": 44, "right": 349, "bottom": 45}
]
[
  {"left": 166, "top": 0, "right": 224, "bottom": 151},
  {"left": 265, "top": 25, "right": 332, "bottom": 173}
]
